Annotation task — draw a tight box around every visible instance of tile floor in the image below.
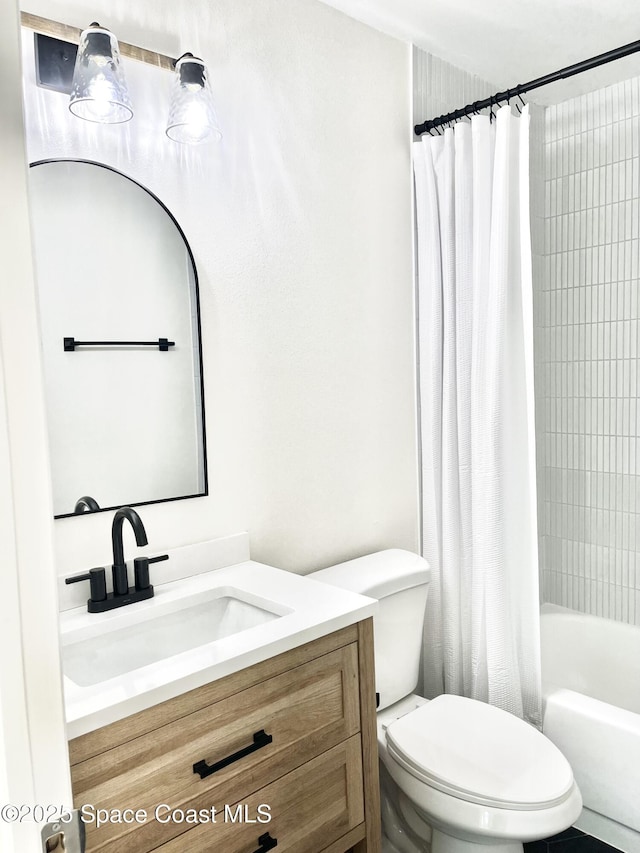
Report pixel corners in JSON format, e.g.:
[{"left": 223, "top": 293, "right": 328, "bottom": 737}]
[{"left": 524, "top": 827, "right": 622, "bottom": 853}]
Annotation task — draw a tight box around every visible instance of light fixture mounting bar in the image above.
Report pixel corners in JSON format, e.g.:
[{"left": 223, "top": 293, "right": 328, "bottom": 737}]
[{"left": 20, "top": 12, "right": 177, "bottom": 72}]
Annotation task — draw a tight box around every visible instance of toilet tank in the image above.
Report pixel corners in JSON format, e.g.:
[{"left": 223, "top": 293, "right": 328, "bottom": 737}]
[{"left": 309, "top": 549, "right": 430, "bottom": 711}]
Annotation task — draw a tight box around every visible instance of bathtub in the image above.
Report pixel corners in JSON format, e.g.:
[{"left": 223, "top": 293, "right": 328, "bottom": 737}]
[{"left": 540, "top": 604, "right": 640, "bottom": 853}]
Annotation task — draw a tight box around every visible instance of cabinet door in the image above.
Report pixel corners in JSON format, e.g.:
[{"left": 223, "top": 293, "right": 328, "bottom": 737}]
[
  {"left": 73, "top": 644, "right": 360, "bottom": 852},
  {"left": 155, "top": 736, "right": 364, "bottom": 853}
]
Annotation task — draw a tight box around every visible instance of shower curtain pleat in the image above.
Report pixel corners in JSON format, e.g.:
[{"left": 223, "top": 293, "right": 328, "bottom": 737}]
[{"left": 415, "top": 104, "right": 542, "bottom": 727}]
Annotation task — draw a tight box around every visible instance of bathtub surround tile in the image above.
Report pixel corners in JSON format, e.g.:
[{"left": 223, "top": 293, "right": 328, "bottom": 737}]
[
  {"left": 412, "top": 48, "right": 496, "bottom": 136},
  {"left": 536, "top": 73, "right": 640, "bottom": 626}
]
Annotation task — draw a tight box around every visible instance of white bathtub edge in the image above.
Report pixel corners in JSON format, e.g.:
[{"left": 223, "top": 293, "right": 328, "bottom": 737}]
[{"left": 576, "top": 807, "right": 640, "bottom": 853}]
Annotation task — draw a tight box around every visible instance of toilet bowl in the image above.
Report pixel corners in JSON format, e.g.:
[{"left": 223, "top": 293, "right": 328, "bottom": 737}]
[
  {"left": 378, "top": 693, "right": 582, "bottom": 853},
  {"left": 310, "top": 550, "right": 582, "bottom": 853}
]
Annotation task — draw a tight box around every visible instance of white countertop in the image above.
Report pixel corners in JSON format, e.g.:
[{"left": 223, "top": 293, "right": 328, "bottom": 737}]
[{"left": 61, "top": 559, "right": 377, "bottom": 739}]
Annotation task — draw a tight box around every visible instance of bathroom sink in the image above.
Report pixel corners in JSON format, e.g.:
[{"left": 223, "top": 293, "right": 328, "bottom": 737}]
[
  {"left": 60, "top": 553, "right": 378, "bottom": 738},
  {"left": 62, "top": 588, "right": 284, "bottom": 687}
]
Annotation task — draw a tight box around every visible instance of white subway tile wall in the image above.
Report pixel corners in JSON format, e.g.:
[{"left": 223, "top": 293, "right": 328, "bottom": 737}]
[
  {"left": 413, "top": 48, "right": 497, "bottom": 132},
  {"left": 536, "top": 76, "right": 640, "bottom": 625}
]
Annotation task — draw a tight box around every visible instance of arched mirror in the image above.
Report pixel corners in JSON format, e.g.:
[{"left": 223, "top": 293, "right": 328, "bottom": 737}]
[{"left": 28, "top": 160, "right": 207, "bottom": 518}]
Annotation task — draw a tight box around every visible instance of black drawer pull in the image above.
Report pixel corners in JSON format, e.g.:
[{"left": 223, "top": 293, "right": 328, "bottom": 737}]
[
  {"left": 193, "top": 730, "right": 273, "bottom": 779},
  {"left": 252, "top": 833, "right": 277, "bottom": 853}
]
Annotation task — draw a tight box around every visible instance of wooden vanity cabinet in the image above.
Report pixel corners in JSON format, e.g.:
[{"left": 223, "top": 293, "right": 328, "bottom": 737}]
[{"left": 68, "top": 619, "right": 381, "bottom": 853}]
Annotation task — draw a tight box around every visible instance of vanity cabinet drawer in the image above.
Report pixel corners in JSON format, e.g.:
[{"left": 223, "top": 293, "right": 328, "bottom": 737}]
[
  {"left": 155, "top": 736, "right": 364, "bottom": 853},
  {"left": 74, "top": 644, "right": 360, "bottom": 852}
]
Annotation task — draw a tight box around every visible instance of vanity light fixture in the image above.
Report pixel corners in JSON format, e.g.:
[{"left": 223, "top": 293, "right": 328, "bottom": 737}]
[
  {"left": 166, "top": 53, "right": 222, "bottom": 144},
  {"left": 24, "top": 13, "right": 223, "bottom": 142},
  {"left": 69, "top": 22, "right": 133, "bottom": 124}
]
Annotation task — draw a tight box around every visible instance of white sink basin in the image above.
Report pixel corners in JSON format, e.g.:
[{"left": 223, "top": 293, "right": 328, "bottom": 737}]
[
  {"left": 59, "top": 554, "right": 377, "bottom": 739},
  {"left": 62, "top": 588, "right": 284, "bottom": 687}
]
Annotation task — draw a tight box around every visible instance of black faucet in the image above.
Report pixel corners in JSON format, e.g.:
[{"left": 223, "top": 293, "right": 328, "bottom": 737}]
[
  {"left": 111, "top": 506, "right": 148, "bottom": 595},
  {"left": 65, "top": 507, "right": 168, "bottom": 613},
  {"left": 74, "top": 495, "right": 100, "bottom": 513}
]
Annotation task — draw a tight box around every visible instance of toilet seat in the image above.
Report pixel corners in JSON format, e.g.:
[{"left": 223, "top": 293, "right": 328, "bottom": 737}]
[{"left": 385, "top": 694, "right": 574, "bottom": 811}]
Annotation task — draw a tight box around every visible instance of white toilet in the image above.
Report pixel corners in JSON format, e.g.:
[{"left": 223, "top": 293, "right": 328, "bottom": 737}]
[{"left": 310, "top": 549, "right": 582, "bottom": 853}]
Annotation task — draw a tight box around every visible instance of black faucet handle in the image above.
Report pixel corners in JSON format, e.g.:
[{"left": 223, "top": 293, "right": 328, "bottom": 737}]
[
  {"left": 133, "top": 553, "right": 168, "bottom": 591},
  {"left": 65, "top": 568, "right": 107, "bottom": 603}
]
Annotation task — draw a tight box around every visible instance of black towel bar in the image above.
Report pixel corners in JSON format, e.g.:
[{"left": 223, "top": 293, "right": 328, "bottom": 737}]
[{"left": 63, "top": 337, "right": 175, "bottom": 351}]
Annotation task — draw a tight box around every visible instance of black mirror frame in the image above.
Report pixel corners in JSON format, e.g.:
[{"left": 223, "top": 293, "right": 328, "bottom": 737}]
[{"left": 29, "top": 158, "right": 209, "bottom": 519}]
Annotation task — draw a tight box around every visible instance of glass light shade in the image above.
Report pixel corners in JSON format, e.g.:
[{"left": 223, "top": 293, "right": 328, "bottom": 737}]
[
  {"left": 166, "top": 55, "right": 222, "bottom": 144},
  {"left": 69, "top": 26, "right": 133, "bottom": 124}
]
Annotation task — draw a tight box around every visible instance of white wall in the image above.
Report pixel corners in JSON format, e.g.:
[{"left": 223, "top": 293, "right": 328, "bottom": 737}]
[
  {"left": 536, "top": 77, "right": 640, "bottom": 625},
  {"left": 21, "top": 0, "right": 418, "bottom": 577},
  {"left": 0, "top": 0, "right": 72, "bottom": 847}
]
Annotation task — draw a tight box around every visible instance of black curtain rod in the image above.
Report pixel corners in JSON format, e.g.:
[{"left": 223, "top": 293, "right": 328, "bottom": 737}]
[{"left": 414, "top": 38, "right": 640, "bottom": 136}]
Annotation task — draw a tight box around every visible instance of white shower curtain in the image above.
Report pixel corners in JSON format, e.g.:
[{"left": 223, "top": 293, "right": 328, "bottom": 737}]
[{"left": 414, "top": 104, "right": 542, "bottom": 727}]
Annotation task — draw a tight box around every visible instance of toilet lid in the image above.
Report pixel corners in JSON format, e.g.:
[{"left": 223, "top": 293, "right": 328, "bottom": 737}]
[{"left": 385, "top": 695, "right": 574, "bottom": 810}]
